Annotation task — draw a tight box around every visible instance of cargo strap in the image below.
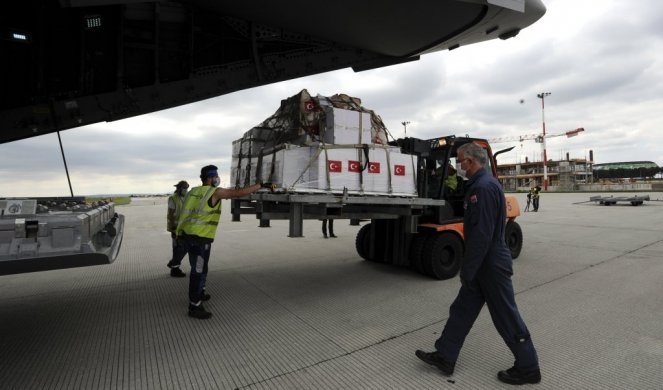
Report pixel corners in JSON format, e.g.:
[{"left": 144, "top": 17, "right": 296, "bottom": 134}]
[
  {"left": 289, "top": 146, "right": 323, "bottom": 191},
  {"left": 291, "top": 143, "right": 390, "bottom": 193}
]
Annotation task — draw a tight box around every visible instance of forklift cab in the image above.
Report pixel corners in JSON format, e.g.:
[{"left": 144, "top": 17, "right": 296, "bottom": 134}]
[
  {"left": 424, "top": 139, "right": 463, "bottom": 217},
  {"left": 424, "top": 137, "right": 497, "bottom": 218},
  {"left": 392, "top": 135, "right": 498, "bottom": 221}
]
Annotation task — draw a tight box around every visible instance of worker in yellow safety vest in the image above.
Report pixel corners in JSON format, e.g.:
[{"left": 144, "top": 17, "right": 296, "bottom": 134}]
[
  {"left": 176, "top": 164, "right": 265, "bottom": 319},
  {"left": 166, "top": 180, "right": 189, "bottom": 277},
  {"left": 531, "top": 185, "right": 541, "bottom": 212}
]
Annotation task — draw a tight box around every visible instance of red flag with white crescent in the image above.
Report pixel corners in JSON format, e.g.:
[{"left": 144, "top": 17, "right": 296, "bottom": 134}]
[
  {"left": 394, "top": 164, "right": 405, "bottom": 176},
  {"left": 368, "top": 162, "right": 380, "bottom": 174},
  {"left": 348, "top": 160, "right": 360, "bottom": 173},
  {"left": 328, "top": 160, "right": 342, "bottom": 173},
  {"left": 304, "top": 100, "right": 316, "bottom": 112}
]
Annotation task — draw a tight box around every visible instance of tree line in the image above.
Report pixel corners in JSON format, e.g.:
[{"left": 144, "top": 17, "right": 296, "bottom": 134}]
[{"left": 593, "top": 167, "right": 662, "bottom": 180}]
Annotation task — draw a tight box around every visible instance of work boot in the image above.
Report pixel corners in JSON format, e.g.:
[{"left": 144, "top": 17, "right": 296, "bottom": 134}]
[
  {"left": 497, "top": 366, "right": 541, "bottom": 385},
  {"left": 170, "top": 267, "right": 186, "bottom": 277},
  {"left": 188, "top": 303, "right": 212, "bottom": 319},
  {"left": 415, "top": 350, "right": 455, "bottom": 376}
]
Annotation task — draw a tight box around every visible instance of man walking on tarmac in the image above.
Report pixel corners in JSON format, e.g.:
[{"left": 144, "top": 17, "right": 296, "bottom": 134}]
[
  {"left": 176, "top": 165, "right": 265, "bottom": 319},
  {"left": 166, "top": 180, "right": 189, "bottom": 277},
  {"left": 415, "top": 142, "right": 541, "bottom": 385}
]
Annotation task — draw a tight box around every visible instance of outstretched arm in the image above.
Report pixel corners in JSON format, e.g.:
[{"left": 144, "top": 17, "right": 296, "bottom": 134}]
[{"left": 211, "top": 183, "right": 261, "bottom": 204}]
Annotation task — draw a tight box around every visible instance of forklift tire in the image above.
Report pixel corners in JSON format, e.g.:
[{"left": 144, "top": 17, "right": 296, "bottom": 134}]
[
  {"left": 505, "top": 220, "right": 523, "bottom": 259},
  {"left": 355, "top": 224, "right": 373, "bottom": 261},
  {"left": 422, "top": 232, "right": 463, "bottom": 280},
  {"left": 409, "top": 233, "right": 428, "bottom": 275}
]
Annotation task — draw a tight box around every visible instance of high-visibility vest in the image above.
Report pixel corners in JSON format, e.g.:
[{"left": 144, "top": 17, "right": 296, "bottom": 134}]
[
  {"left": 167, "top": 193, "right": 185, "bottom": 232},
  {"left": 445, "top": 173, "right": 458, "bottom": 191},
  {"left": 176, "top": 186, "right": 221, "bottom": 240}
]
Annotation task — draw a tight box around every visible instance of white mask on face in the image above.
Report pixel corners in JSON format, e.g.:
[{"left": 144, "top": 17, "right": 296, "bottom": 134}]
[
  {"left": 212, "top": 177, "right": 221, "bottom": 187},
  {"left": 456, "top": 162, "right": 468, "bottom": 180}
]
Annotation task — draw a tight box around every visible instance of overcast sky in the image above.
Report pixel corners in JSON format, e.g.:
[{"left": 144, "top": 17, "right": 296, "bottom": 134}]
[{"left": 2, "top": 0, "right": 662, "bottom": 197}]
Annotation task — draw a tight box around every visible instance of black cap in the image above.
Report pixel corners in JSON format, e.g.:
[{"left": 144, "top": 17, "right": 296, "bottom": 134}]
[{"left": 174, "top": 180, "right": 189, "bottom": 188}]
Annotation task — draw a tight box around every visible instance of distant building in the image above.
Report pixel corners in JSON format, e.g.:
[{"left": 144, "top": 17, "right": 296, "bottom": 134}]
[
  {"left": 497, "top": 154, "right": 662, "bottom": 191},
  {"left": 496, "top": 155, "right": 593, "bottom": 191}
]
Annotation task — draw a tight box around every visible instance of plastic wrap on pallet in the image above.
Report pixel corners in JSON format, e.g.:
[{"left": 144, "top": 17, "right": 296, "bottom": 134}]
[
  {"left": 231, "top": 144, "right": 417, "bottom": 196},
  {"left": 232, "top": 89, "right": 389, "bottom": 156}
]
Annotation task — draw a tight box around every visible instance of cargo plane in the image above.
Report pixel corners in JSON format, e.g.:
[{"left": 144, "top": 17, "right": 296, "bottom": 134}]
[{"left": 0, "top": 0, "right": 545, "bottom": 274}]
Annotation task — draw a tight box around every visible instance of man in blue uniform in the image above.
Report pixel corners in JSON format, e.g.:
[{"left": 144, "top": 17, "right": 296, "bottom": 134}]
[{"left": 415, "top": 142, "right": 541, "bottom": 385}]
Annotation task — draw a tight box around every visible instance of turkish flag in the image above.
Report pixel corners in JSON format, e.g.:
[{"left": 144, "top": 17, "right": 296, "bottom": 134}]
[
  {"left": 328, "top": 160, "right": 342, "bottom": 173},
  {"left": 394, "top": 164, "right": 405, "bottom": 176},
  {"left": 304, "top": 100, "right": 316, "bottom": 112},
  {"left": 368, "top": 162, "right": 380, "bottom": 174},
  {"left": 348, "top": 160, "right": 360, "bottom": 173}
]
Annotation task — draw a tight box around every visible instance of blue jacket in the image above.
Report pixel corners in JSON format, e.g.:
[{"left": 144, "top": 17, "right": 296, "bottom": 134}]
[{"left": 461, "top": 168, "right": 512, "bottom": 281}]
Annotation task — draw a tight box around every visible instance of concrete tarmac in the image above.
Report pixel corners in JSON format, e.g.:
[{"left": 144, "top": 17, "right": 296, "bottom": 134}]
[{"left": 1, "top": 192, "right": 662, "bottom": 389}]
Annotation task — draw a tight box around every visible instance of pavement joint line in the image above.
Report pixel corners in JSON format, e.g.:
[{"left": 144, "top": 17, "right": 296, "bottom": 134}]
[
  {"left": 235, "top": 269, "right": 351, "bottom": 353},
  {"left": 517, "top": 236, "right": 663, "bottom": 296},
  {"left": 236, "top": 235, "right": 663, "bottom": 388},
  {"left": 535, "top": 221, "right": 663, "bottom": 233},
  {"left": 235, "top": 319, "right": 444, "bottom": 389}
]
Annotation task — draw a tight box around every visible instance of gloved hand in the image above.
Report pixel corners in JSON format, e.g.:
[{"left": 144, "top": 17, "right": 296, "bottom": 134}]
[{"left": 260, "top": 182, "right": 276, "bottom": 192}]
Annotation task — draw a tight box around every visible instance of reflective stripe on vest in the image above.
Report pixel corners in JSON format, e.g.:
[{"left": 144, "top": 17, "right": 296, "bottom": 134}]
[{"left": 176, "top": 186, "right": 222, "bottom": 239}]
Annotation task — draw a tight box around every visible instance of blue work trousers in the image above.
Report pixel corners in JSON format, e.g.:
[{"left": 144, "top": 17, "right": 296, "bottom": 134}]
[
  {"left": 183, "top": 240, "right": 211, "bottom": 304},
  {"left": 435, "top": 269, "right": 539, "bottom": 370},
  {"left": 170, "top": 237, "right": 188, "bottom": 267}
]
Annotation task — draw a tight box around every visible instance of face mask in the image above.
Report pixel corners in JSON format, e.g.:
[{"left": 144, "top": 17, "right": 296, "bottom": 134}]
[
  {"left": 456, "top": 162, "right": 467, "bottom": 180},
  {"left": 212, "top": 178, "right": 221, "bottom": 187}
]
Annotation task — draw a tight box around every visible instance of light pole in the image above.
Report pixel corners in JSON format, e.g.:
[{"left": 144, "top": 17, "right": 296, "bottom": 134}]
[
  {"left": 401, "top": 121, "right": 410, "bottom": 136},
  {"left": 537, "top": 92, "right": 551, "bottom": 190}
]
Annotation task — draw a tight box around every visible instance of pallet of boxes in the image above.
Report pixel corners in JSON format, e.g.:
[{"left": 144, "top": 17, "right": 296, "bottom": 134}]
[{"left": 230, "top": 89, "right": 417, "bottom": 197}]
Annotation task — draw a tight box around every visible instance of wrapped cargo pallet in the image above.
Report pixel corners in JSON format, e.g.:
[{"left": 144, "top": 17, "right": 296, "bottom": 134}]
[
  {"left": 231, "top": 144, "right": 417, "bottom": 196},
  {"left": 230, "top": 89, "right": 413, "bottom": 195}
]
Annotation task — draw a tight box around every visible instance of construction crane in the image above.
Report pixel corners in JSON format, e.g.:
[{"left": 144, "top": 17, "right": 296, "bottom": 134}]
[
  {"left": 489, "top": 127, "right": 584, "bottom": 144},
  {"left": 489, "top": 127, "right": 585, "bottom": 191}
]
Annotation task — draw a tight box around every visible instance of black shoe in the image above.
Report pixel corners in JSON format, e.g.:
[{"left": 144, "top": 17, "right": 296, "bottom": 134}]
[
  {"left": 188, "top": 303, "right": 212, "bottom": 319},
  {"left": 170, "top": 267, "right": 186, "bottom": 277},
  {"left": 497, "top": 366, "right": 541, "bottom": 385},
  {"left": 415, "top": 350, "right": 454, "bottom": 376},
  {"left": 330, "top": 234, "right": 337, "bottom": 238}
]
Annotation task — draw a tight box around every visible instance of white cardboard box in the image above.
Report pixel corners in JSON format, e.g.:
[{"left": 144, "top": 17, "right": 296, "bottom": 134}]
[
  {"left": 230, "top": 144, "right": 417, "bottom": 196},
  {"left": 322, "top": 107, "right": 372, "bottom": 144}
]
